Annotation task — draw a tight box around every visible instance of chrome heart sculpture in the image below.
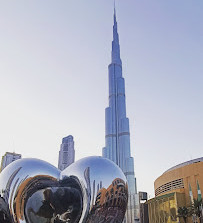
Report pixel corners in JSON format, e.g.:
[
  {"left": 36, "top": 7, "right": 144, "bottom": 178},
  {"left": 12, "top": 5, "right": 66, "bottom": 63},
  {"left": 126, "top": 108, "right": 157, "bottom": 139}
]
[{"left": 0, "top": 156, "right": 128, "bottom": 223}]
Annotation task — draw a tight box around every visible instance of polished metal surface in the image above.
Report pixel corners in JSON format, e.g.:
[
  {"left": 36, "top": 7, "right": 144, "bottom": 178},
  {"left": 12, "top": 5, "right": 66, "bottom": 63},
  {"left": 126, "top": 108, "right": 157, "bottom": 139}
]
[
  {"left": 0, "top": 156, "right": 128, "bottom": 223},
  {"left": 61, "top": 156, "right": 128, "bottom": 223}
]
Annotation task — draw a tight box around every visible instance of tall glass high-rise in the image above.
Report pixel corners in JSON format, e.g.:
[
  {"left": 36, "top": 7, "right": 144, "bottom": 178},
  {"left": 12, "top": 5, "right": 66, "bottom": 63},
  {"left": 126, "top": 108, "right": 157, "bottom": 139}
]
[
  {"left": 58, "top": 135, "right": 75, "bottom": 171},
  {"left": 102, "top": 8, "right": 139, "bottom": 222}
]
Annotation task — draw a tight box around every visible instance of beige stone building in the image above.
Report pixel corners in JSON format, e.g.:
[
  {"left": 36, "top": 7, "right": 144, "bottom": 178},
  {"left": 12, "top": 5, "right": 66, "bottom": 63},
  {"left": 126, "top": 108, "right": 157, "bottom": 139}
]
[{"left": 147, "top": 157, "right": 203, "bottom": 223}]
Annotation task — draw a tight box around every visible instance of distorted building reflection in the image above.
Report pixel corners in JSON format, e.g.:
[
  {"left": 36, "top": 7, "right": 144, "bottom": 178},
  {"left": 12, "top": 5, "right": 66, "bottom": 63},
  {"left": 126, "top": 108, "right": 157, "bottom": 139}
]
[
  {"left": 61, "top": 156, "right": 128, "bottom": 223},
  {"left": 13, "top": 175, "right": 58, "bottom": 222},
  {"left": 0, "top": 156, "right": 128, "bottom": 223},
  {"left": 86, "top": 178, "right": 128, "bottom": 223}
]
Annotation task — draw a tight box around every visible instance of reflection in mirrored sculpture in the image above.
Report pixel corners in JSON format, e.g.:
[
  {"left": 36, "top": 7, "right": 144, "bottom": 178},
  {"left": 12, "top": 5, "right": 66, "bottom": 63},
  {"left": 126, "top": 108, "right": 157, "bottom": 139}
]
[
  {"left": 0, "top": 156, "right": 128, "bottom": 223},
  {"left": 61, "top": 156, "right": 128, "bottom": 223}
]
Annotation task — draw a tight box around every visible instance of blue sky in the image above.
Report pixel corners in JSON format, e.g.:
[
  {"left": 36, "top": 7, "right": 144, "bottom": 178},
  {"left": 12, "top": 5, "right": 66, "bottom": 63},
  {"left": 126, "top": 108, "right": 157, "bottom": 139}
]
[{"left": 0, "top": 0, "right": 202, "bottom": 197}]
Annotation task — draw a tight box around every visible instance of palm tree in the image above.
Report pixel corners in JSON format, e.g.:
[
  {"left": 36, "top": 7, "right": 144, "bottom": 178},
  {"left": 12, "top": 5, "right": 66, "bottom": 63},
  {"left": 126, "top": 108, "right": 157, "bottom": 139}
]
[
  {"left": 177, "top": 206, "right": 190, "bottom": 223},
  {"left": 192, "top": 198, "right": 203, "bottom": 223}
]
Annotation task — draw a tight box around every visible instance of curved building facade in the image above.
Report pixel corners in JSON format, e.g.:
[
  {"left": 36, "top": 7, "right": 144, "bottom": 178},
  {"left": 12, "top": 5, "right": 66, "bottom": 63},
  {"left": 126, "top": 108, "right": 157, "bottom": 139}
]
[
  {"left": 155, "top": 157, "right": 203, "bottom": 203},
  {"left": 148, "top": 157, "right": 203, "bottom": 223}
]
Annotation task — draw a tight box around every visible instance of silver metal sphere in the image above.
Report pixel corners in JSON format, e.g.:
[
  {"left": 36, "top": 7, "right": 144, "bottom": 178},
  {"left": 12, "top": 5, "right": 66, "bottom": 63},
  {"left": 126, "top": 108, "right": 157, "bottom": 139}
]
[
  {"left": 61, "top": 156, "right": 128, "bottom": 223},
  {"left": 0, "top": 156, "right": 128, "bottom": 223}
]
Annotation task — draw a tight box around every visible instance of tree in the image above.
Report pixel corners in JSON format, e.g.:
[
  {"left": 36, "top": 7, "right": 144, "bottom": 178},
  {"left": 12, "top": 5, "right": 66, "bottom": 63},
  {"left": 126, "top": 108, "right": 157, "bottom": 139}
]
[
  {"left": 177, "top": 206, "right": 190, "bottom": 223},
  {"left": 192, "top": 198, "right": 203, "bottom": 223}
]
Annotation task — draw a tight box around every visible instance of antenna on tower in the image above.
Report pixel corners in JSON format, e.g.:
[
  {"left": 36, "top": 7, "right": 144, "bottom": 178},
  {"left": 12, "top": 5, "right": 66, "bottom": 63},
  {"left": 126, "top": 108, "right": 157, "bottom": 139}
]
[
  {"left": 113, "top": 0, "right": 117, "bottom": 24},
  {"left": 114, "top": 0, "right": 116, "bottom": 15}
]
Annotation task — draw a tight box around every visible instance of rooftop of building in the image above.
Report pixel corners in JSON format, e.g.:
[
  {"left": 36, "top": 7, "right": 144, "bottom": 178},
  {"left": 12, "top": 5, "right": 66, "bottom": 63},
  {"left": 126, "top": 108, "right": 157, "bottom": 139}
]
[
  {"left": 62, "top": 135, "right": 73, "bottom": 143},
  {"left": 4, "top": 152, "right": 21, "bottom": 156},
  {"left": 164, "top": 157, "right": 203, "bottom": 174}
]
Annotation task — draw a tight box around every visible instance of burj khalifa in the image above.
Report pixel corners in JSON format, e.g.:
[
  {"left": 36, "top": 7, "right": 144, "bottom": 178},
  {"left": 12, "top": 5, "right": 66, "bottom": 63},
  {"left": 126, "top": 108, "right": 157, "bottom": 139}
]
[{"left": 102, "top": 8, "right": 139, "bottom": 222}]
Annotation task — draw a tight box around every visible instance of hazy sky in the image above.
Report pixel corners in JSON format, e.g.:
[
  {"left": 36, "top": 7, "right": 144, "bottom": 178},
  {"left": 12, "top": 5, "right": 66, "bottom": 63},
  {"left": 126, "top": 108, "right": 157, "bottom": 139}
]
[{"left": 0, "top": 0, "right": 202, "bottom": 197}]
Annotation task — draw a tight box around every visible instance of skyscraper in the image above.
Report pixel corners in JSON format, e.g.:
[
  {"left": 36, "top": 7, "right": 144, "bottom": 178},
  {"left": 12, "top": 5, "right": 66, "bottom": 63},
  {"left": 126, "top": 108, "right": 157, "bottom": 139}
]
[
  {"left": 0, "top": 152, "right": 21, "bottom": 172},
  {"left": 58, "top": 135, "right": 75, "bottom": 171},
  {"left": 102, "top": 8, "right": 139, "bottom": 222}
]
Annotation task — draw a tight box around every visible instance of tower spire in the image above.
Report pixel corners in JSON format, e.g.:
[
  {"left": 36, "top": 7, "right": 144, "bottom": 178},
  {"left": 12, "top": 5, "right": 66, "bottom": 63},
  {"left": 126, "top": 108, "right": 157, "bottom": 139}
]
[
  {"left": 114, "top": 0, "right": 116, "bottom": 21},
  {"left": 103, "top": 3, "right": 138, "bottom": 221},
  {"left": 112, "top": 3, "right": 122, "bottom": 65}
]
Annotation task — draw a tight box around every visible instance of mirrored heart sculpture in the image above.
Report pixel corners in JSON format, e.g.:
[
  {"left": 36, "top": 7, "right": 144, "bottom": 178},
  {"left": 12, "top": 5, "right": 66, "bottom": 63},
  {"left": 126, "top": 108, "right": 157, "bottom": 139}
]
[{"left": 0, "top": 156, "right": 128, "bottom": 223}]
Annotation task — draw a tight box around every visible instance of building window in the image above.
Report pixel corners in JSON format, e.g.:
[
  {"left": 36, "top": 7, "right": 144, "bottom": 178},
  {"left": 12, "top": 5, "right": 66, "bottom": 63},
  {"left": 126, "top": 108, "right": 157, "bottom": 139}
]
[{"left": 155, "top": 178, "right": 184, "bottom": 196}]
